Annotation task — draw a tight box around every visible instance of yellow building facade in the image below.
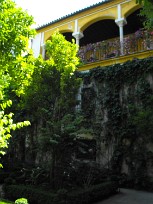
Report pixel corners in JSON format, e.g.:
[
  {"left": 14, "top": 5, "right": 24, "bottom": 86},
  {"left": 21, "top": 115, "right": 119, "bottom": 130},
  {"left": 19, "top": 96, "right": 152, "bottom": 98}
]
[{"left": 32, "top": 0, "right": 153, "bottom": 71}]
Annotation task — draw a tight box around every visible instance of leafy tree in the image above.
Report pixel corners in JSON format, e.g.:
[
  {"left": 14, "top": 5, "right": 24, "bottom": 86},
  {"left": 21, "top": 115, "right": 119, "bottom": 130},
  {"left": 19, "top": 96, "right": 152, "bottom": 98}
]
[
  {"left": 136, "top": 0, "right": 153, "bottom": 29},
  {"left": 20, "top": 32, "right": 82, "bottom": 188},
  {"left": 45, "top": 31, "right": 79, "bottom": 92},
  {"left": 0, "top": 0, "right": 35, "bottom": 166}
]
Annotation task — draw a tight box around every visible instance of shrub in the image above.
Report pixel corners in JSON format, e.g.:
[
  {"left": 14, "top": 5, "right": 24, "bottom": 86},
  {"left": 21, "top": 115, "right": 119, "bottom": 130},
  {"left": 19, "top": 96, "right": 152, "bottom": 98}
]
[
  {"left": 0, "top": 199, "right": 14, "bottom": 204},
  {"left": 15, "top": 198, "right": 28, "bottom": 204},
  {"left": 3, "top": 181, "right": 118, "bottom": 204},
  {"left": 67, "top": 181, "right": 118, "bottom": 204},
  {"left": 3, "top": 185, "right": 56, "bottom": 204}
]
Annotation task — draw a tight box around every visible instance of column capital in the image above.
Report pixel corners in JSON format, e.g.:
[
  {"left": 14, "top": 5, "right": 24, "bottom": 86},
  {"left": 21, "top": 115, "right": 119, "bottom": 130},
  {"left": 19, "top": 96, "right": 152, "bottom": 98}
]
[
  {"left": 115, "top": 18, "right": 127, "bottom": 27},
  {"left": 72, "top": 31, "right": 84, "bottom": 40}
]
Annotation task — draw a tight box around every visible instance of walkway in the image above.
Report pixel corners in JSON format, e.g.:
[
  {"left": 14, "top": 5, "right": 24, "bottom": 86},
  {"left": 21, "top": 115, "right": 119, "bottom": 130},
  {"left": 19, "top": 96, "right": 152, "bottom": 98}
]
[{"left": 95, "top": 188, "right": 153, "bottom": 204}]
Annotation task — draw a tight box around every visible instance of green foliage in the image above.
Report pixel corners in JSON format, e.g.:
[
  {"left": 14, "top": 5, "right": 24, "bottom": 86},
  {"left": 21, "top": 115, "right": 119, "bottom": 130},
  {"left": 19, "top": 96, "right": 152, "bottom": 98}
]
[
  {"left": 0, "top": 101, "right": 30, "bottom": 167},
  {"left": 132, "top": 97, "right": 153, "bottom": 140},
  {"left": 3, "top": 181, "right": 118, "bottom": 204},
  {"left": 66, "top": 161, "right": 110, "bottom": 188},
  {"left": 80, "top": 57, "right": 153, "bottom": 189},
  {"left": 0, "top": 199, "right": 14, "bottom": 204},
  {"left": 9, "top": 166, "right": 50, "bottom": 185},
  {"left": 14, "top": 32, "right": 82, "bottom": 188},
  {"left": 15, "top": 198, "right": 28, "bottom": 204},
  {"left": 45, "top": 31, "right": 79, "bottom": 72},
  {"left": 0, "top": 0, "right": 35, "bottom": 166},
  {"left": 45, "top": 32, "right": 79, "bottom": 95},
  {"left": 0, "top": 0, "right": 35, "bottom": 97},
  {"left": 3, "top": 185, "right": 57, "bottom": 204},
  {"left": 136, "top": 0, "right": 153, "bottom": 29}
]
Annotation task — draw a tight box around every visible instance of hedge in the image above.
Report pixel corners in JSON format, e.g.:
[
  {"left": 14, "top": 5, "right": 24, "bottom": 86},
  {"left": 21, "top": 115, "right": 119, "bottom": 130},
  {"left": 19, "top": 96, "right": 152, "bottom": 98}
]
[
  {"left": 66, "top": 181, "right": 118, "bottom": 204},
  {"left": 3, "top": 181, "right": 118, "bottom": 204}
]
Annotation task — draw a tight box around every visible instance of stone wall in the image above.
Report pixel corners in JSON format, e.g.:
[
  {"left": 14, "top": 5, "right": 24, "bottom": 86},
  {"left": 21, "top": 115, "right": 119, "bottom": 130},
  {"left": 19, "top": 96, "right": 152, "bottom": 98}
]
[{"left": 80, "top": 57, "right": 153, "bottom": 183}]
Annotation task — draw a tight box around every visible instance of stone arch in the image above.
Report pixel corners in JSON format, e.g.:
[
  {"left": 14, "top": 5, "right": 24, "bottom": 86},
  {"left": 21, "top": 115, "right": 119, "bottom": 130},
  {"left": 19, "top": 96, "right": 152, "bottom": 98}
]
[
  {"left": 80, "top": 16, "right": 116, "bottom": 32},
  {"left": 45, "top": 36, "right": 51, "bottom": 42},
  {"left": 60, "top": 28, "right": 73, "bottom": 34},
  {"left": 80, "top": 18, "right": 118, "bottom": 46},
  {"left": 124, "top": 4, "right": 141, "bottom": 19},
  {"left": 44, "top": 27, "right": 73, "bottom": 42},
  {"left": 45, "top": 30, "right": 74, "bottom": 43}
]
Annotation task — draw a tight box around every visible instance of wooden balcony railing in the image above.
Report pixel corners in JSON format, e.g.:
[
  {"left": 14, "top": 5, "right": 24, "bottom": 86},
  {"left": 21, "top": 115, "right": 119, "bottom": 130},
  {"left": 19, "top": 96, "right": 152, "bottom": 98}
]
[{"left": 78, "top": 30, "right": 153, "bottom": 64}]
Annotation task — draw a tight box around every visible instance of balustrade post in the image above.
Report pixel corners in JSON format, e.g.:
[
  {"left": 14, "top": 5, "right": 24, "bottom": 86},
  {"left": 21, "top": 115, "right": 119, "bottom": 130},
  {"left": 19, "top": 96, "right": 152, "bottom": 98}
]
[{"left": 115, "top": 18, "right": 127, "bottom": 55}]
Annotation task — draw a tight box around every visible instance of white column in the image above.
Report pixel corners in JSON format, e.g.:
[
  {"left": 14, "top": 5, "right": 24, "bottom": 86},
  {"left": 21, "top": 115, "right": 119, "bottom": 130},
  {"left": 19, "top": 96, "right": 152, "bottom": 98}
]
[
  {"left": 42, "top": 44, "right": 46, "bottom": 59},
  {"left": 115, "top": 18, "right": 127, "bottom": 55},
  {"left": 41, "top": 32, "right": 44, "bottom": 46},
  {"left": 40, "top": 32, "right": 46, "bottom": 58},
  {"left": 72, "top": 19, "right": 84, "bottom": 45},
  {"left": 117, "top": 4, "right": 121, "bottom": 19},
  {"left": 115, "top": 4, "right": 127, "bottom": 55},
  {"left": 75, "top": 19, "right": 78, "bottom": 33},
  {"left": 31, "top": 33, "right": 41, "bottom": 58}
]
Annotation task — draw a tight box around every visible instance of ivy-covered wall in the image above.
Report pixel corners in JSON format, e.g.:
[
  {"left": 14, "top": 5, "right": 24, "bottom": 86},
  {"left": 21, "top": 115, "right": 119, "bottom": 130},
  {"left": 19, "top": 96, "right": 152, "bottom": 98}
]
[{"left": 80, "top": 57, "right": 153, "bottom": 189}]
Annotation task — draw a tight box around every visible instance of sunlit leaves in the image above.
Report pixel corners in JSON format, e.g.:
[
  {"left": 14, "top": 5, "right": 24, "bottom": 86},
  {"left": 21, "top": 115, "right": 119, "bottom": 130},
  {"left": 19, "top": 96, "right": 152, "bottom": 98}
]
[
  {"left": 0, "top": 100, "right": 12, "bottom": 110},
  {"left": 136, "top": 0, "right": 153, "bottom": 29},
  {"left": 24, "top": 32, "right": 81, "bottom": 152},
  {"left": 0, "top": 0, "right": 35, "bottom": 56},
  {"left": 45, "top": 32, "right": 79, "bottom": 72},
  {"left": 0, "top": 100, "right": 30, "bottom": 167},
  {"left": 45, "top": 32, "right": 80, "bottom": 94},
  {"left": 0, "top": 0, "right": 36, "bottom": 97},
  {"left": 0, "top": 0, "right": 35, "bottom": 166}
]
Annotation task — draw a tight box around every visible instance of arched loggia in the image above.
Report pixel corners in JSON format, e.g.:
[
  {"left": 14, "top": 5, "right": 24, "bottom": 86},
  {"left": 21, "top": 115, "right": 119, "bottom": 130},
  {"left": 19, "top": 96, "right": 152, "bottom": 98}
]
[
  {"left": 78, "top": 8, "right": 148, "bottom": 63},
  {"left": 79, "top": 19, "right": 120, "bottom": 62},
  {"left": 80, "top": 19, "right": 119, "bottom": 46}
]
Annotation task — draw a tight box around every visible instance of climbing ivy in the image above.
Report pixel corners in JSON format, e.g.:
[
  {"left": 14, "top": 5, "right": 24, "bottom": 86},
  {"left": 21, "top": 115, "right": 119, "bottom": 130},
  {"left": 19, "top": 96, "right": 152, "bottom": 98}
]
[{"left": 80, "top": 57, "right": 153, "bottom": 189}]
